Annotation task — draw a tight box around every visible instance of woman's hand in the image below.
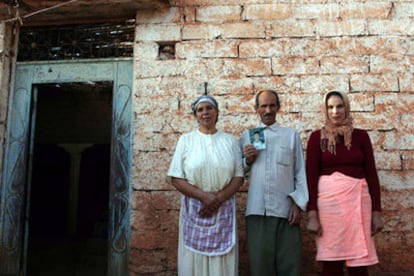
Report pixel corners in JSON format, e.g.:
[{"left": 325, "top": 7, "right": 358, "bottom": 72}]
[
  {"left": 371, "top": 211, "right": 383, "bottom": 236},
  {"left": 198, "top": 192, "right": 221, "bottom": 217},
  {"left": 307, "top": 210, "right": 322, "bottom": 236},
  {"left": 198, "top": 176, "right": 243, "bottom": 217}
]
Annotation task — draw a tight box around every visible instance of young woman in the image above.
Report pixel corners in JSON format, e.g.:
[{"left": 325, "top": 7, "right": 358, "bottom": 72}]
[{"left": 306, "top": 91, "right": 383, "bottom": 276}]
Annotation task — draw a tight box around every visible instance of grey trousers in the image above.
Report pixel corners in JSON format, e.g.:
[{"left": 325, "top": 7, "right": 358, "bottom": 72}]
[{"left": 246, "top": 215, "right": 301, "bottom": 276}]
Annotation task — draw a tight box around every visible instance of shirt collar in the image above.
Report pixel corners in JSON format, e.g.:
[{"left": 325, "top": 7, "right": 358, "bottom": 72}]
[{"left": 259, "top": 121, "right": 279, "bottom": 131}]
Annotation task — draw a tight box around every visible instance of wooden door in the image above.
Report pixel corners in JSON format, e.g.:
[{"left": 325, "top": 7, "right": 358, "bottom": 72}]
[{"left": 0, "top": 59, "right": 133, "bottom": 275}]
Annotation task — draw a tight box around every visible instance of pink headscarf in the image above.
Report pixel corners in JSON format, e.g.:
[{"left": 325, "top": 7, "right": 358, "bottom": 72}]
[{"left": 320, "top": 91, "right": 353, "bottom": 154}]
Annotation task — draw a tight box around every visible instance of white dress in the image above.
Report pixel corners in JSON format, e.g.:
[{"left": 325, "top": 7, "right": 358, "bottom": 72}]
[{"left": 167, "top": 130, "right": 244, "bottom": 276}]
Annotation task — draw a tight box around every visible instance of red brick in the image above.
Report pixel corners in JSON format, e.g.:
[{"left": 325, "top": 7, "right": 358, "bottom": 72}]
[
  {"left": 136, "top": 8, "right": 181, "bottom": 23},
  {"left": 176, "top": 40, "right": 238, "bottom": 58},
  {"left": 340, "top": 3, "right": 392, "bottom": 19},
  {"left": 369, "top": 19, "right": 414, "bottom": 36},
  {"left": 239, "top": 40, "right": 284, "bottom": 58},
  {"left": 378, "top": 170, "right": 414, "bottom": 190},
  {"left": 394, "top": 3, "right": 414, "bottom": 19},
  {"left": 381, "top": 189, "right": 414, "bottom": 211},
  {"left": 294, "top": 4, "right": 342, "bottom": 20},
  {"left": 129, "top": 249, "right": 168, "bottom": 274},
  {"left": 204, "top": 77, "right": 254, "bottom": 96},
  {"left": 182, "top": 24, "right": 222, "bottom": 40},
  {"left": 374, "top": 150, "right": 401, "bottom": 170},
  {"left": 131, "top": 227, "right": 170, "bottom": 250},
  {"left": 132, "top": 151, "right": 175, "bottom": 190},
  {"left": 350, "top": 73, "right": 399, "bottom": 92},
  {"left": 250, "top": 75, "right": 301, "bottom": 94},
  {"left": 218, "top": 58, "right": 272, "bottom": 77},
  {"left": 267, "top": 20, "right": 316, "bottom": 38},
  {"left": 272, "top": 56, "right": 320, "bottom": 75},
  {"left": 317, "top": 19, "right": 367, "bottom": 37},
  {"left": 300, "top": 75, "right": 349, "bottom": 94},
  {"left": 136, "top": 24, "right": 181, "bottom": 41},
  {"left": 371, "top": 55, "right": 412, "bottom": 74},
  {"left": 131, "top": 191, "right": 152, "bottom": 210},
  {"left": 196, "top": 6, "right": 241, "bottom": 23},
  {"left": 402, "top": 151, "right": 414, "bottom": 170},
  {"left": 243, "top": 4, "right": 291, "bottom": 20},
  {"left": 320, "top": 55, "right": 369, "bottom": 74},
  {"left": 221, "top": 22, "right": 266, "bottom": 39},
  {"left": 151, "top": 191, "right": 181, "bottom": 210},
  {"left": 400, "top": 74, "right": 414, "bottom": 92}
]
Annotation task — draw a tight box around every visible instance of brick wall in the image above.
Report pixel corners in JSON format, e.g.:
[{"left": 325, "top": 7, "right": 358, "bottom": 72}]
[{"left": 130, "top": 1, "right": 414, "bottom": 275}]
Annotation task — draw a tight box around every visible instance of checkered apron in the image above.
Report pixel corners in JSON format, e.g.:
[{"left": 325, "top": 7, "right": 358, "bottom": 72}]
[{"left": 182, "top": 196, "right": 236, "bottom": 256}]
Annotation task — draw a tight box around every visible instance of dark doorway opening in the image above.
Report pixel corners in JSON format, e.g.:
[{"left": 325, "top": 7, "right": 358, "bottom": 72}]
[{"left": 26, "top": 82, "right": 113, "bottom": 275}]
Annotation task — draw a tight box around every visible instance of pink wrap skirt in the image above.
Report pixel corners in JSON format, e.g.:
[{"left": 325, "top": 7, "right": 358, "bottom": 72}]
[{"left": 316, "top": 172, "right": 378, "bottom": 266}]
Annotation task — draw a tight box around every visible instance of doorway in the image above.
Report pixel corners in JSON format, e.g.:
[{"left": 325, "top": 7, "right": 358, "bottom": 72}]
[
  {"left": 0, "top": 59, "right": 133, "bottom": 275},
  {"left": 26, "top": 82, "right": 112, "bottom": 275}
]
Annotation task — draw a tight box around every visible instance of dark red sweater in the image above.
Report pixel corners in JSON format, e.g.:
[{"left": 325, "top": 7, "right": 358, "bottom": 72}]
[{"left": 306, "top": 128, "right": 381, "bottom": 211}]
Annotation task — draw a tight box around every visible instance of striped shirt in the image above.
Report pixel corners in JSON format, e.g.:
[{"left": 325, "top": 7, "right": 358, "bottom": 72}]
[{"left": 240, "top": 122, "right": 308, "bottom": 218}]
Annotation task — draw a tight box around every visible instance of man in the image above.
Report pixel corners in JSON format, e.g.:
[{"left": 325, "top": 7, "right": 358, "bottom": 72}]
[{"left": 240, "top": 89, "right": 308, "bottom": 276}]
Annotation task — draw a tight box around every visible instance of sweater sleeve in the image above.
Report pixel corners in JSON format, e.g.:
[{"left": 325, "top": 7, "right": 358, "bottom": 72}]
[
  {"left": 360, "top": 130, "right": 382, "bottom": 211},
  {"left": 305, "top": 130, "right": 321, "bottom": 211}
]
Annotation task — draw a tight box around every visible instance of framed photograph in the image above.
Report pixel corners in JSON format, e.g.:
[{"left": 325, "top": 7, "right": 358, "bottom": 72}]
[{"left": 249, "top": 127, "right": 266, "bottom": 150}]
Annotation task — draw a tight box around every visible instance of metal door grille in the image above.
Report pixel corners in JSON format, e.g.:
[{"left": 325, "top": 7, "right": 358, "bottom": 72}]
[{"left": 18, "top": 21, "right": 135, "bottom": 61}]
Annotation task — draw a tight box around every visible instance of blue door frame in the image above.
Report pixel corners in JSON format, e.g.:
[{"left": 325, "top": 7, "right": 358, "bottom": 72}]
[{"left": 0, "top": 58, "right": 133, "bottom": 275}]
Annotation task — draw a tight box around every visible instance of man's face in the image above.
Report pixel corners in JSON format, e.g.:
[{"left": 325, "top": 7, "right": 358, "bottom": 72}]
[{"left": 255, "top": 91, "right": 280, "bottom": 126}]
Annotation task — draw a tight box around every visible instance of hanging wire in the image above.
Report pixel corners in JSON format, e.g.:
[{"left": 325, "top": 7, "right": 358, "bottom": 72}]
[{"left": 1, "top": 0, "right": 78, "bottom": 25}]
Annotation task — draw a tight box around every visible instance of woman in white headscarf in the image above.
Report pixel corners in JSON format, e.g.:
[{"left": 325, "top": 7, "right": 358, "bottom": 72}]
[
  {"left": 167, "top": 95, "right": 244, "bottom": 276},
  {"left": 306, "top": 91, "right": 383, "bottom": 276}
]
